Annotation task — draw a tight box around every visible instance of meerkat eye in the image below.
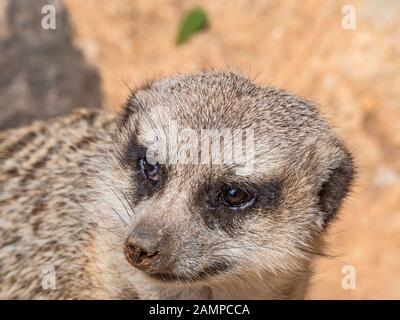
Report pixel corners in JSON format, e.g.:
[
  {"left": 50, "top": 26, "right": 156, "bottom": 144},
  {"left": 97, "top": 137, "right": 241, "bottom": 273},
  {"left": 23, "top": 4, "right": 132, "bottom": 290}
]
[
  {"left": 138, "top": 156, "right": 160, "bottom": 181},
  {"left": 220, "top": 186, "right": 255, "bottom": 209}
]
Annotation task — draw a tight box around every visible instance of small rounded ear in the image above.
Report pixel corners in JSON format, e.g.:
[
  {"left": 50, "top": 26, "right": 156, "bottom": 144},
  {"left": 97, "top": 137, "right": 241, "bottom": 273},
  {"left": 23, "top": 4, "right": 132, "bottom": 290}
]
[
  {"left": 118, "top": 95, "right": 141, "bottom": 129},
  {"left": 318, "top": 146, "right": 355, "bottom": 226},
  {"left": 118, "top": 80, "right": 155, "bottom": 129}
]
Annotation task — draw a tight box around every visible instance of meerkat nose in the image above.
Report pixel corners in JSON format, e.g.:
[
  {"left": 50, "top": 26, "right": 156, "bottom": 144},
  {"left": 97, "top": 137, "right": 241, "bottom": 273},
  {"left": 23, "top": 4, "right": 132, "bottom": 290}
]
[
  {"left": 124, "top": 238, "right": 159, "bottom": 271},
  {"left": 124, "top": 223, "right": 167, "bottom": 272}
]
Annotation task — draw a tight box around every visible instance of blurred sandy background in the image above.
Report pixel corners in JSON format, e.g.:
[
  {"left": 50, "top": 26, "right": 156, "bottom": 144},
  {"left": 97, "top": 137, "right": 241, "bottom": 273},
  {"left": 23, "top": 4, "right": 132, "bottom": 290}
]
[{"left": 1, "top": 0, "right": 399, "bottom": 298}]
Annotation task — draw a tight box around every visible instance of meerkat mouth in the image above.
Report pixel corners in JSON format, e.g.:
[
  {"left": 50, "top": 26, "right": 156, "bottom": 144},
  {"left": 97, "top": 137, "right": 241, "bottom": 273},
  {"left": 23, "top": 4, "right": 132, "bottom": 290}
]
[{"left": 147, "top": 261, "right": 231, "bottom": 283}]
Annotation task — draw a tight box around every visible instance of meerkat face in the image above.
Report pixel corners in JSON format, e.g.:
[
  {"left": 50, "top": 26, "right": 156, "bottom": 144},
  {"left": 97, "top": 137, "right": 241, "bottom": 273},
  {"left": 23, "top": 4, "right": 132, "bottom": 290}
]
[{"left": 103, "top": 71, "right": 354, "bottom": 285}]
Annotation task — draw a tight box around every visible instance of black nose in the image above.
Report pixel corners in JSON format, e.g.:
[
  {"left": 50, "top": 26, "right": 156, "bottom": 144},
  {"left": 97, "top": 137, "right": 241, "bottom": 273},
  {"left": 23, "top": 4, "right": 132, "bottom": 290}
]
[
  {"left": 124, "top": 223, "right": 164, "bottom": 272},
  {"left": 124, "top": 238, "right": 159, "bottom": 271}
]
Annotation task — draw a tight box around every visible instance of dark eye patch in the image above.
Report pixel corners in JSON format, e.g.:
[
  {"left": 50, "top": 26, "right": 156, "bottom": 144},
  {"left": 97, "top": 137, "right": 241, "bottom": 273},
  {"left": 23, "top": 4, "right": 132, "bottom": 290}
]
[
  {"left": 117, "top": 133, "right": 167, "bottom": 205},
  {"left": 199, "top": 179, "right": 283, "bottom": 234},
  {"left": 256, "top": 180, "right": 282, "bottom": 209},
  {"left": 117, "top": 125, "right": 145, "bottom": 168}
]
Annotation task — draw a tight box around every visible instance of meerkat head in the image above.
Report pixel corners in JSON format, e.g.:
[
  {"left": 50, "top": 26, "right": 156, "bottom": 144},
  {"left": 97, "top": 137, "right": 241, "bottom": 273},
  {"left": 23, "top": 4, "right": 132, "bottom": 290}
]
[{"left": 100, "top": 71, "right": 354, "bottom": 287}]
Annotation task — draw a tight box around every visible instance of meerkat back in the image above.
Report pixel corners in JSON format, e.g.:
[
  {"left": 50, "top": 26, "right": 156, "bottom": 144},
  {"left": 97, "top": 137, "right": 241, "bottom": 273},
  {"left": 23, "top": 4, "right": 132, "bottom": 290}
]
[{"left": 0, "top": 109, "right": 117, "bottom": 299}]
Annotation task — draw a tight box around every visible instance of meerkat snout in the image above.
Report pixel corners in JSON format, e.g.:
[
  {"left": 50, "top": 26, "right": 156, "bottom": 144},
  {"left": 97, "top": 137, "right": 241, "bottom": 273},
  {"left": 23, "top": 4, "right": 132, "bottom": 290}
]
[{"left": 124, "top": 222, "right": 171, "bottom": 274}]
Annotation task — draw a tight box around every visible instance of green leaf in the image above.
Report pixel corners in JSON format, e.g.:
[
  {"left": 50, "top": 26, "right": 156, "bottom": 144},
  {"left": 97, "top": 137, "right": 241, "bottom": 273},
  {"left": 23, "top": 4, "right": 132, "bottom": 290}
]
[{"left": 176, "top": 7, "right": 208, "bottom": 45}]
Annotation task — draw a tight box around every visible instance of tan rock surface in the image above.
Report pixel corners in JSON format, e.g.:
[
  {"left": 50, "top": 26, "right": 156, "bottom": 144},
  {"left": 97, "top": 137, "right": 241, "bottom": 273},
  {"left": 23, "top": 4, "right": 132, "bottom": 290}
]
[{"left": 64, "top": 0, "right": 400, "bottom": 299}]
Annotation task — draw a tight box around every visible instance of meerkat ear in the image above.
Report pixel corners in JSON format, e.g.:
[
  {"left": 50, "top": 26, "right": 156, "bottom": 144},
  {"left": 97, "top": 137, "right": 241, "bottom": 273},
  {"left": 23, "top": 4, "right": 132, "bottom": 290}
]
[
  {"left": 318, "top": 146, "right": 354, "bottom": 225},
  {"left": 119, "top": 80, "right": 155, "bottom": 127},
  {"left": 118, "top": 94, "right": 140, "bottom": 126}
]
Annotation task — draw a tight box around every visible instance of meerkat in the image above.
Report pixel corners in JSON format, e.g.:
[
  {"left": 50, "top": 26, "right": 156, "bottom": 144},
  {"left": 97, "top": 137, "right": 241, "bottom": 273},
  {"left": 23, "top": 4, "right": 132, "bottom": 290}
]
[{"left": 0, "top": 71, "right": 354, "bottom": 299}]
